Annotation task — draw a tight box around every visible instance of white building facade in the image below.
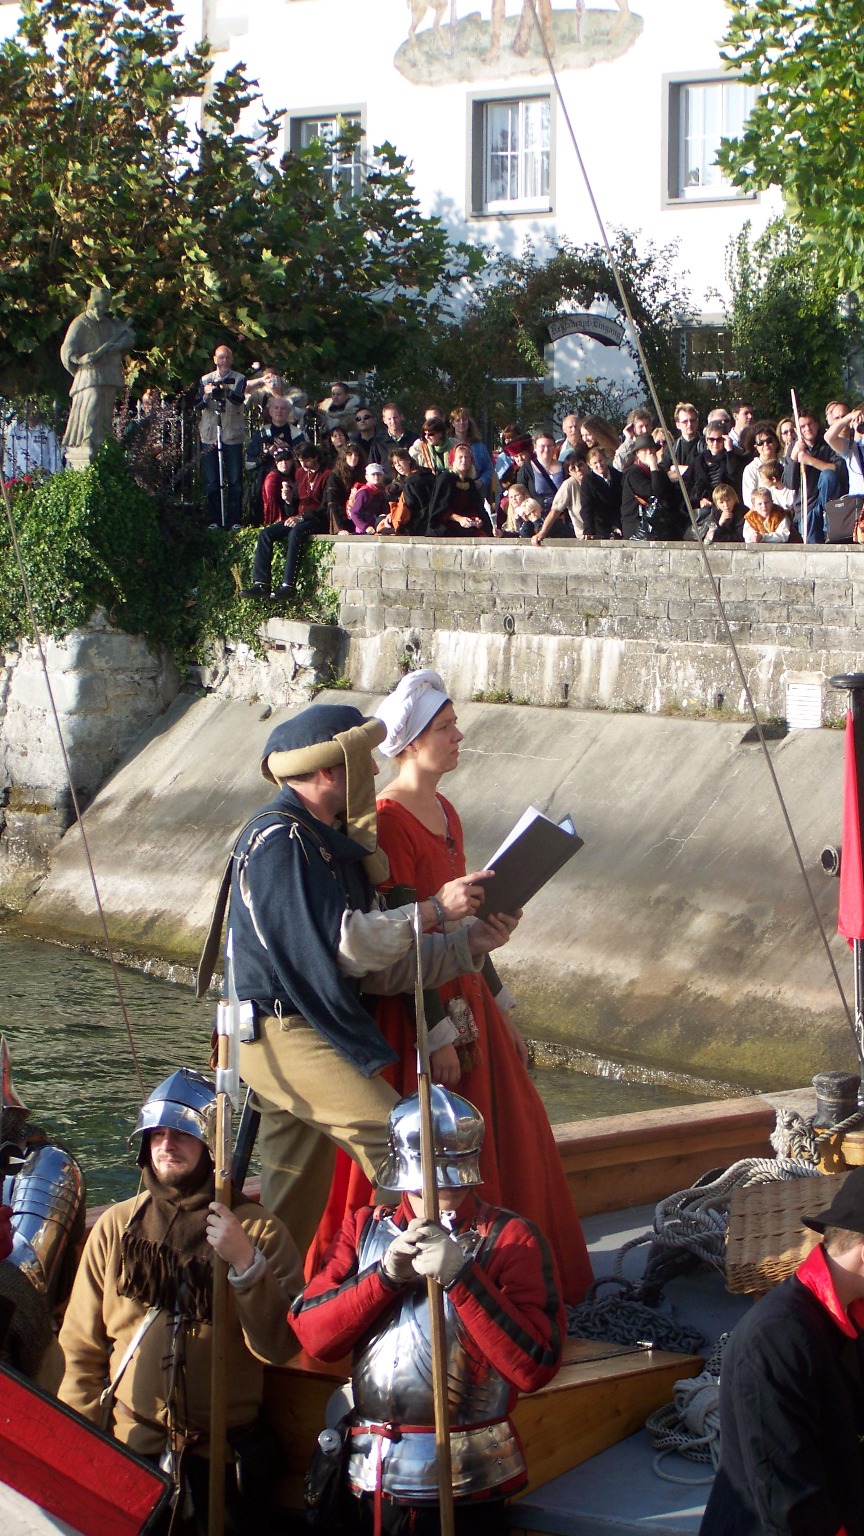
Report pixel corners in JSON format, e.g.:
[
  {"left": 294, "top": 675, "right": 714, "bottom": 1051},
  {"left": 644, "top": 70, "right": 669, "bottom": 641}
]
[
  {"left": 187, "top": 0, "right": 781, "bottom": 392},
  {"left": 0, "top": 0, "right": 782, "bottom": 395}
]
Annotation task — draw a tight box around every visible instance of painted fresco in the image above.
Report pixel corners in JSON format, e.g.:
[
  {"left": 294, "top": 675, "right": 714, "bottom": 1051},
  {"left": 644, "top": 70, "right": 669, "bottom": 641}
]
[{"left": 397, "top": 2, "right": 643, "bottom": 84}]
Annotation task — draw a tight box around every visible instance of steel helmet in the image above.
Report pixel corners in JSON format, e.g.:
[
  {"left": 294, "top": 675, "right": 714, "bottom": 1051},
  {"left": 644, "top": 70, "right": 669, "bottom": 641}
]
[
  {"left": 129, "top": 1068, "right": 217, "bottom": 1167},
  {"left": 376, "top": 1087, "right": 484, "bottom": 1192}
]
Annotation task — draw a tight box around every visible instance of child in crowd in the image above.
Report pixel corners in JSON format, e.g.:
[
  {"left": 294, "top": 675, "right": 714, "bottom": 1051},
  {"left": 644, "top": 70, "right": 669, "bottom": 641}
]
[
  {"left": 706, "top": 482, "right": 744, "bottom": 543},
  {"left": 532, "top": 454, "right": 589, "bottom": 543},
  {"left": 744, "top": 485, "right": 794, "bottom": 543},
  {"left": 346, "top": 462, "right": 389, "bottom": 534},
  {"left": 757, "top": 458, "right": 796, "bottom": 510},
  {"left": 502, "top": 481, "right": 544, "bottom": 538}
]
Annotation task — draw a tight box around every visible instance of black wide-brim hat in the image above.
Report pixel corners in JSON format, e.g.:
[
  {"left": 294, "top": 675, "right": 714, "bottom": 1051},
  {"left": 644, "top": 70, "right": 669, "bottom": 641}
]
[{"left": 802, "top": 1167, "right": 864, "bottom": 1235}]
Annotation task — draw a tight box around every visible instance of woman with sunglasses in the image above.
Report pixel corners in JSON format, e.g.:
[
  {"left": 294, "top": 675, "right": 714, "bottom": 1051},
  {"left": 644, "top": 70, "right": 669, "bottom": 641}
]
[{"left": 741, "top": 423, "right": 794, "bottom": 510}]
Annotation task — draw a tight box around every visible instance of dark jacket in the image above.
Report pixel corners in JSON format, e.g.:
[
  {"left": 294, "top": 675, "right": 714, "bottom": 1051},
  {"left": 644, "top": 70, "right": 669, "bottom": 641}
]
[
  {"left": 392, "top": 466, "right": 436, "bottom": 534},
  {"left": 620, "top": 463, "right": 672, "bottom": 539},
  {"left": 691, "top": 448, "right": 747, "bottom": 505},
  {"left": 700, "top": 1246, "right": 864, "bottom": 1536},
  {"left": 581, "top": 466, "right": 623, "bottom": 538},
  {"left": 226, "top": 788, "right": 397, "bottom": 1078},
  {"left": 427, "top": 470, "right": 492, "bottom": 535}
]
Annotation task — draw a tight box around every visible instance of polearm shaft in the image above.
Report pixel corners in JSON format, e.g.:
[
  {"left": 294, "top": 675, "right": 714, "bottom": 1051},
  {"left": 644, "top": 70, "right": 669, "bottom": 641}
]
[
  {"left": 791, "top": 389, "right": 809, "bottom": 544},
  {"left": 209, "top": 941, "right": 241, "bottom": 1536},
  {"left": 413, "top": 904, "right": 456, "bottom": 1536},
  {"left": 208, "top": 1012, "right": 232, "bottom": 1536}
]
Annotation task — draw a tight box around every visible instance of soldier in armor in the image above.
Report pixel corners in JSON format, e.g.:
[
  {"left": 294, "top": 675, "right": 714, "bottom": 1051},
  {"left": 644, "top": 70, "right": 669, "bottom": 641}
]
[
  {"left": 57, "top": 1069, "right": 303, "bottom": 1534},
  {"left": 290, "top": 1087, "right": 565, "bottom": 1534},
  {"left": 0, "top": 1035, "right": 83, "bottom": 1386}
]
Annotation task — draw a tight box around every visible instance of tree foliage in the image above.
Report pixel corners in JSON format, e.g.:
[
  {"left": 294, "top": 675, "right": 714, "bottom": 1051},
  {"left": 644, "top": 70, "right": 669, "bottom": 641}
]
[
  {"left": 719, "top": 0, "right": 864, "bottom": 291},
  {"left": 722, "top": 220, "right": 854, "bottom": 419},
  {"left": 0, "top": 0, "right": 480, "bottom": 393},
  {"left": 372, "top": 233, "right": 694, "bottom": 430}
]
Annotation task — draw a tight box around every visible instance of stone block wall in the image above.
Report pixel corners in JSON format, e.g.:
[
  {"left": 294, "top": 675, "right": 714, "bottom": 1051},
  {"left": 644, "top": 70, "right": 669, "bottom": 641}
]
[
  {"left": 0, "top": 609, "right": 180, "bottom": 905},
  {"left": 328, "top": 538, "right": 864, "bottom": 716}
]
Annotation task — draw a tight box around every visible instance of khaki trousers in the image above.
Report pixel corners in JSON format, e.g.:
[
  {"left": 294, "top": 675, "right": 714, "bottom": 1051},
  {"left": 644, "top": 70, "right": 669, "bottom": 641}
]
[{"left": 239, "top": 1014, "right": 397, "bottom": 1259}]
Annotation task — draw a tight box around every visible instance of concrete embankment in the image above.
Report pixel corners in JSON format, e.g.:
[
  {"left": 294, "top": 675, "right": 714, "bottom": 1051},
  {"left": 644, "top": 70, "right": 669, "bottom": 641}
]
[{"left": 14, "top": 686, "right": 856, "bottom": 1089}]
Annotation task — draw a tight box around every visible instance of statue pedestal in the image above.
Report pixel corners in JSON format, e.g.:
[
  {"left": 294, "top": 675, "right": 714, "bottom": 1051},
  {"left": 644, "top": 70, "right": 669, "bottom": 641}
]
[{"left": 63, "top": 444, "right": 95, "bottom": 471}]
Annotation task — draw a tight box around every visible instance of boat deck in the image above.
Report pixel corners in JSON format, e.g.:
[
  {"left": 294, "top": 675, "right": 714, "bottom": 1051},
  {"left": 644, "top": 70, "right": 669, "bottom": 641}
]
[{"left": 507, "top": 1201, "right": 752, "bottom": 1535}]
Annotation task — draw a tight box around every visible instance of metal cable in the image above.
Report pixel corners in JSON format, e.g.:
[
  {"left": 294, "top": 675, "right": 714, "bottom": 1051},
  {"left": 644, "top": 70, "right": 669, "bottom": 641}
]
[
  {"left": 0, "top": 464, "right": 146, "bottom": 1099},
  {"left": 525, "top": 0, "right": 856, "bottom": 1050}
]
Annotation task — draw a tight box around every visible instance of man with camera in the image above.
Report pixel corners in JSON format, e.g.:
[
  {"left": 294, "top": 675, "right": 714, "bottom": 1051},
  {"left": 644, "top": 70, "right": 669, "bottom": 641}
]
[{"left": 195, "top": 344, "right": 247, "bottom": 529}]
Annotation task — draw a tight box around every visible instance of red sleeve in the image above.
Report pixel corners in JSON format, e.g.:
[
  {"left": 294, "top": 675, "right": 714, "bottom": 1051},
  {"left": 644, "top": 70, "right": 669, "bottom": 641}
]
[
  {"left": 448, "top": 1211, "right": 564, "bottom": 1395},
  {"left": 290, "top": 1206, "right": 402, "bottom": 1361}
]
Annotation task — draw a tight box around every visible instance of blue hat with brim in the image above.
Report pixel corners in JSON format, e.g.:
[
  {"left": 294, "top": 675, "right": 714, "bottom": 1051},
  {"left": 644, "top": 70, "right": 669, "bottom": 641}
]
[{"left": 260, "top": 704, "right": 388, "bottom": 881}]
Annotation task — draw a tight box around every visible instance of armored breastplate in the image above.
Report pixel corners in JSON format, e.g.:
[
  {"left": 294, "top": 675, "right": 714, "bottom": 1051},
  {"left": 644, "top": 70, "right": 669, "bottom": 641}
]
[{"left": 348, "top": 1212, "right": 524, "bottom": 1501}]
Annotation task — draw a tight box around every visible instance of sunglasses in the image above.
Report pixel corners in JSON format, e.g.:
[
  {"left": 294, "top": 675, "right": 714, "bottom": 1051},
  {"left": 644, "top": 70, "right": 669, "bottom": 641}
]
[
  {"left": 756, "top": 437, "right": 774, "bottom": 446},
  {"left": 706, "top": 435, "right": 725, "bottom": 442},
  {"left": 355, "top": 413, "right": 374, "bottom": 422}
]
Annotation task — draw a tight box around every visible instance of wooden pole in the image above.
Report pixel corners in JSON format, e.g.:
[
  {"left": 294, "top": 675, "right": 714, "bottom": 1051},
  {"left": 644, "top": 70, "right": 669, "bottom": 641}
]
[
  {"left": 208, "top": 1008, "right": 234, "bottom": 1536},
  {"left": 413, "top": 906, "right": 456, "bottom": 1536},
  {"left": 791, "top": 388, "right": 808, "bottom": 543}
]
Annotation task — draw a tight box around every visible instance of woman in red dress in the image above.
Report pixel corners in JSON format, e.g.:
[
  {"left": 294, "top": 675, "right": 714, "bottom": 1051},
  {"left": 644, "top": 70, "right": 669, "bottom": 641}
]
[{"left": 307, "top": 670, "right": 593, "bottom": 1305}]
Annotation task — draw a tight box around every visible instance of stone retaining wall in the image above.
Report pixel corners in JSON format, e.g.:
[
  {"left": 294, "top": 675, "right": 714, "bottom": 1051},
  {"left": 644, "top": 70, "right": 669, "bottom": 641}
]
[
  {"left": 328, "top": 538, "right": 864, "bottom": 716},
  {"left": 0, "top": 611, "right": 180, "bottom": 906}
]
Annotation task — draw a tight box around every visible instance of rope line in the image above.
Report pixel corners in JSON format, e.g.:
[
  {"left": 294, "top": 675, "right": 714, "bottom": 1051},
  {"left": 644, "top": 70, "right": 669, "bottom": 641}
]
[
  {"left": 0, "top": 467, "right": 146, "bottom": 1099},
  {"left": 524, "top": 0, "right": 857, "bottom": 1057}
]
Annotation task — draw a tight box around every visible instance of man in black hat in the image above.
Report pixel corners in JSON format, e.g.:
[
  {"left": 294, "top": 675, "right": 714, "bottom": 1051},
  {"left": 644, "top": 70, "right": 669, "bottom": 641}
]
[
  {"left": 197, "top": 703, "right": 519, "bottom": 1258},
  {"left": 700, "top": 1167, "right": 864, "bottom": 1536}
]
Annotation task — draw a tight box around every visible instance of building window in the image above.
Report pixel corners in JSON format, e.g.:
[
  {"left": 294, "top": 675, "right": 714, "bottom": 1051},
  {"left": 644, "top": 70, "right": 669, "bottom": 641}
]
[
  {"left": 472, "top": 97, "right": 551, "bottom": 216},
  {"left": 673, "top": 324, "right": 737, "bottom": 380},
  {"left": 290, "top": 113, "right": 364, "bottom": 196},
  {"left": 667, "top": 78, "right": 756, "bottom": 202}
]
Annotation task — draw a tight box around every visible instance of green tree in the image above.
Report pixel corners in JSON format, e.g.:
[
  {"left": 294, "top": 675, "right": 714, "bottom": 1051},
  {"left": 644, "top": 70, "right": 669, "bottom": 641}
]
[
  {"left": 372, "top": 233, "right": 694, "bottom": 431},
  {"left": 723, "top": 220, "right": 854, "bottom": 418},
  {"left": 0, "top": 0, "right": 479, "bottom": 394},
  {"left": 719, "top": 0, "right": 864, "bottom": 291}
]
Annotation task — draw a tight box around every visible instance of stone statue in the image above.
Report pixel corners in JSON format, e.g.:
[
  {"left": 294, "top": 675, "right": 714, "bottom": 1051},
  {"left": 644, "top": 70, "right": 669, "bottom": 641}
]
[{"left": 60, "top": 286, "right": 136, "bottom": 467}]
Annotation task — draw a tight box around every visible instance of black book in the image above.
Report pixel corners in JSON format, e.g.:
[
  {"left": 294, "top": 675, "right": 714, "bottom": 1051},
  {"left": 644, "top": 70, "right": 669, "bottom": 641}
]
[{"left": 476, "top": 806, "right": 583, "bottom": 919}]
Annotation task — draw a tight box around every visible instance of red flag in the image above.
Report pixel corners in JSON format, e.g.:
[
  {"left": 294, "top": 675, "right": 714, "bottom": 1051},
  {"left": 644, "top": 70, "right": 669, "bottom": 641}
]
[{"left": 839, "top": 709, "right": 864, "bottom": 943}]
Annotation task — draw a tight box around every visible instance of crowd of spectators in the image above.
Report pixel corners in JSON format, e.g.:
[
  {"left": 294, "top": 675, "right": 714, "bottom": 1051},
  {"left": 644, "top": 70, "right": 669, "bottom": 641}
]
[
  {"left": 186, "top": 354, "right": 864, "bottom": 597},
  {"left": 10, "top": 348, "right": 864, "bottom": 602}
]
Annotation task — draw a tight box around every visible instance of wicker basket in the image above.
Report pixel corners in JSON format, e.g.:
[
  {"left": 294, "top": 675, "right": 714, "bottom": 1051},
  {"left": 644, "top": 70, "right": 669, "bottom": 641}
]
[{"left": 725, "top": 1172, "right": 847, "bottom": 1295}]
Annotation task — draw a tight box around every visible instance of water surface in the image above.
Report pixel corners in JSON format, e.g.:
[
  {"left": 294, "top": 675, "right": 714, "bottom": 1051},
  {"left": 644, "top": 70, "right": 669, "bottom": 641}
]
[{"left": 1, "top": 933, "right": 704, "bottom": 1204}]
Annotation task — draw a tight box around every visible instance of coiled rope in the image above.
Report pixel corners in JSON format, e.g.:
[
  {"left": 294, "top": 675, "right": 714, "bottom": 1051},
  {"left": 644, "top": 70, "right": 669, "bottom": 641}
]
[
  {"left": 566, "top": 1107, "right": 841, "bottom": 1473},
  {"left": 646, "top": 1334, "right": 728, "bottom": 1484}
]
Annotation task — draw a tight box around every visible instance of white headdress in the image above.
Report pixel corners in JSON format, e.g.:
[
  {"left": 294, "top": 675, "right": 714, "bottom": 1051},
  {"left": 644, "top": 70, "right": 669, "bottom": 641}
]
[{"left": 375, "top": 669, "right": 450, "bottom": 758}]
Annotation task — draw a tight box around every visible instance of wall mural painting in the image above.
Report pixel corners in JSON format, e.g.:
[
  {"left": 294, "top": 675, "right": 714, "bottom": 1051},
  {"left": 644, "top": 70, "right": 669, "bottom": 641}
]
[{"left": 398, "top": 1, "right": 643, "bottom": 84}]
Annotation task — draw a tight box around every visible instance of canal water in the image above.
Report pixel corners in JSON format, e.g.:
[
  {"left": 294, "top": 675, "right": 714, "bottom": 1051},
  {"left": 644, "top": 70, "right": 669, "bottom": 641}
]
[{"left": 1, "top": 933, "right": 709, "bottom": 1205}]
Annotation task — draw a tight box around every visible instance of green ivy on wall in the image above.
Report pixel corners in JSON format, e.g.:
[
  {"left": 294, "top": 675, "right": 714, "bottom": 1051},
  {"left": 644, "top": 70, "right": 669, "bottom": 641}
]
[{"left": 0, "top": 444, "right": 338, "bottom": 660}]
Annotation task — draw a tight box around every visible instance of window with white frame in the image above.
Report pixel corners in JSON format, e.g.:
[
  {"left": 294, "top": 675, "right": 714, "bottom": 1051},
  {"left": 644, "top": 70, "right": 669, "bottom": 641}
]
[
  {"left": 290, "top": 113, "right": 364, "bottom": 196},
  {"left": 667, "top": 78, "right": 756, "bottom": 202},
  {"left": 473, "top": 97, "right": 551, "bottom": 216}
]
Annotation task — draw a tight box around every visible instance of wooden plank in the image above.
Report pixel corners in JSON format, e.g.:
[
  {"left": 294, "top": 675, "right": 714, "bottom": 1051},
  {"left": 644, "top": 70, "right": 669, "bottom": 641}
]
[
  {"left": 511, "top": 1349, "right": 703, "bottom": 1494},
  {"left": 554, "top": 1096, "right": 777, "bottom": 1217}
]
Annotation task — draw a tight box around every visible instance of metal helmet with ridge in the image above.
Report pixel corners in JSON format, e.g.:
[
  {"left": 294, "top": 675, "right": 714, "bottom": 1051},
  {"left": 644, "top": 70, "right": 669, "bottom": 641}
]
[
  {"left": 376, "top": 1086, "right": 484, "bottom": 1192},
  {"left": 129, "top": 1068, "right": 217, "bottom": 1167}
]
